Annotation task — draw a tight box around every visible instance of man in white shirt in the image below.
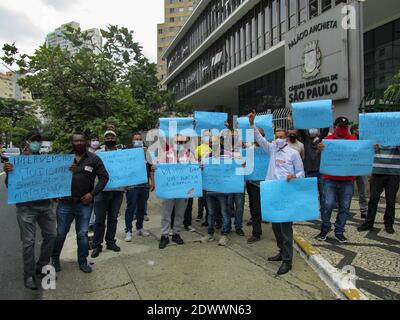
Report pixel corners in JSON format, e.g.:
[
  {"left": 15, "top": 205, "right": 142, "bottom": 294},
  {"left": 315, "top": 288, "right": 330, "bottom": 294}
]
[{"left": 249, "top": 111, "right": 305, "bottom": 275}]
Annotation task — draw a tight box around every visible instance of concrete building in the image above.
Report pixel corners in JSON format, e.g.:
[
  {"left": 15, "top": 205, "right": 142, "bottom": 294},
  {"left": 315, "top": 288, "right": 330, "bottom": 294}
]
[
  {"left": 0, "top": 71, "right": 32, "bottom": 101},
  {"left": 157, "top": 0, "right": 200, "bottom": 83},
  {"left": 162, "top": 0, "right": 400, "bottom": 124},
  {"left": 46, "top": 21, "right": 102, "bottom": 55}
]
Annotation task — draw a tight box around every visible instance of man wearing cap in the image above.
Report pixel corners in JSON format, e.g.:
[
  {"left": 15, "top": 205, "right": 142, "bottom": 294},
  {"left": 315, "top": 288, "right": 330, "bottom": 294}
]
[
  {"left": 91, "top": 127, "right": 124, "bottom": 258},
  {"left": 316, "top": 117, "right": 357, "bottom": 244},
  {"left": 4, "top": 129, "right": 57, "bottom": 290}
]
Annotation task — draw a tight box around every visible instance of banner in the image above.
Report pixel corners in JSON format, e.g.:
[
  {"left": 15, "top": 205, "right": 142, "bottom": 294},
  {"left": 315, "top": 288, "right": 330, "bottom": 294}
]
[
  {"left": 320, "top": 140, "right": 375, "bottom": 176},
  {"left": 261, "top": 178, "right": 319, "bottom": 223},
  {"left": 194, "top": 111, "right": 228, "bottom": 136},
  {"left": 243, "top": 147, "right": 270, "bottom": 181},
  {"left": 202, "top": 162, "right": 245, "bottom": 193},
  {"left": 155, "top": 163, "right": 202, "bottom": 199},
  {"left": 359, "top": 112, "right": 400, "bottom": 147},
  {"left": 98, "top": 149, "right": 148, "bottom": 189},
  {"left": 159, "top": 118, "right": 195, "bottom": 137},
  {"left": 237, "top": 115, "right": 274, "bottom": 142},
  {"left": 8, "top": 154, "right": 74, "bottom": 205},
  {"left": 292, "top": 99, "right": 332, "bottom": 129}
]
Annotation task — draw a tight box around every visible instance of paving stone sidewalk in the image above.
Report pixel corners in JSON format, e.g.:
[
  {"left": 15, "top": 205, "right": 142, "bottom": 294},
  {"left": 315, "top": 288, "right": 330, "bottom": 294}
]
[{"left": 294, "top": 197, "right": 400, "bottom": 300}]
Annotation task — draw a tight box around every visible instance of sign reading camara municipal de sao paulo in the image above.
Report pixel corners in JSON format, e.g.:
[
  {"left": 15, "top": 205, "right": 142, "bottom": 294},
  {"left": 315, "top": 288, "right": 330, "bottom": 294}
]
[{"left": 285, "top": 3, "right": 349, "bottom": 105}]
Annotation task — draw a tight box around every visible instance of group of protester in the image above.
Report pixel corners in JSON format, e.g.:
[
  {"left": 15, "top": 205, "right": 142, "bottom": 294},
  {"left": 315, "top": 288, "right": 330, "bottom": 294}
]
[{"left": 3, "top": 109, "right": 399, "bottom": 290}]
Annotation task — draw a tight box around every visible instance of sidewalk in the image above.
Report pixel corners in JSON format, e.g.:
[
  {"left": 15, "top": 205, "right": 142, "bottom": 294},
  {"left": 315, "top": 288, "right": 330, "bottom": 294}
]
[
  {"left": 294, "top": 197, "right": 400, "bottom": 300},
  {"left": 42, "top": 194, "right": 335, "bottom": 300}
]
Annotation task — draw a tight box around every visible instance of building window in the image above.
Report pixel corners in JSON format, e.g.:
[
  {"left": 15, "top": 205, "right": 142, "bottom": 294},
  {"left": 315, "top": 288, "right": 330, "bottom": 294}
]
[
  {"left": 288, "top": 0, "right": 297, "bottom": 30},
  {"left": 271, "top": 0, "right": 278, "bottom": 45},
  {"left": 298, "top": 0, "right": 307, "bottom": 25},
  {"left": 279, "top": 0, "right": 287, "bottom": 38},
  {"left": 309, "top": 0, "right": 319, "bottom": 19},
  {"left": 322, "top": 0, "right": 332, "bottom": 13}
]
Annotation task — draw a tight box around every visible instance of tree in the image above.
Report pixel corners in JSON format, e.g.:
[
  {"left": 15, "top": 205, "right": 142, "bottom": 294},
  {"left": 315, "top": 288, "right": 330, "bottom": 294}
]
[
  {"left": 2, "top": 25, "right": 192, "bottom": 152},
  {"left": 385, "top": 70, "right": 400, "bottom": 100}
]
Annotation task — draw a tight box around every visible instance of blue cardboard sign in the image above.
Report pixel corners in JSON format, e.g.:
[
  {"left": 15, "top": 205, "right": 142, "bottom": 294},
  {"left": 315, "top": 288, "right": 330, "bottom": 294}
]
[
  {"left": 155, "top": 163, "right": 202, "bottom": 199},
  {"left": 320, "top": 140, "right": 375, "bottom": 176},
  {"left": 159, "top": 117, "right": 196, "bottom": 137},
  {"left": 8, "top": 154, "right": 74, "bottom": 205},
  {"left": 194, "top": 111, "right": 228, "bottom": 136},
  {"left": 243, "top": 147, "right": 270, "bottom": 181},
  {"left": 261, "top": 178, "right": 320, "bottom": 223},
  {"left": 359, "top": 112, "right": 400, "bottom": 147},
  {"left": 292, "top": 99, "right": 333, "bottom": 129},
  {"left": 237, "top": 115, "right": 274, "bottom": 142},
  {"left": 98, "top": 149, "right": 148, "bottom": 189},
  {"left": 202, "top": 162, "right": 245, "bottom": 193}
]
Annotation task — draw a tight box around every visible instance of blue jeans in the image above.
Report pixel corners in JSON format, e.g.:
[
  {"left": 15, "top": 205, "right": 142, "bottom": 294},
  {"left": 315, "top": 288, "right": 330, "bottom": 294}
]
[
  {"left": 227, "top": 193, "right": 245, "bottom": 231},
  {"left": 125, "top": 187, "right": 150, "bottom": 232},
  {"left": 52, "top": 202, "right": 93, "bottom": 266},
  {"left": 322, "top": 179, "right": 354, "bottom": 235},
  {"left": 93, "top": 191, "right": 124, "bottom": 248},
  {"left": 206, "top": 193, "right": 230, "bottom": 235}
]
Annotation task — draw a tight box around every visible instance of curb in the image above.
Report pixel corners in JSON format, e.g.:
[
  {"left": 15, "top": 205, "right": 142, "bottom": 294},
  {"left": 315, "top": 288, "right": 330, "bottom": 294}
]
[{"left": 293, "top": 231, "right": 368, "bottom": 300}]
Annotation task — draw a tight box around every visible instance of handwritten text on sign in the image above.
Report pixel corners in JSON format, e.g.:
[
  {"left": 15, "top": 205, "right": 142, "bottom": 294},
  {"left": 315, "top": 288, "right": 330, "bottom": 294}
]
[
  {"left": 320, "top": 140, "right": 375, "bottom": 176},
  {"left": 359, "top": 112, "right": 400, "bottom": 147},
  {"left": 202, "top": 162, "right": 245, "bottom": 193},
  {"left": 261, "top": 178, "right": 319, "bottom": 223},
  {"left": 98, "top": 149, "right": 148, "bottom": 189},
  {"left": 8, "top": 155, "right": 74, "bottom": 204},
  {"left": 155, "top": 164, "right": 202, "bottom": 199}
]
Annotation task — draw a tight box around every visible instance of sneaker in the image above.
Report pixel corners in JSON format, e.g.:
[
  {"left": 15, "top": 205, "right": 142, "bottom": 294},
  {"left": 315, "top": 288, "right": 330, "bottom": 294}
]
[
  {"left": 218, "top": 235, "right": 229, "bottom": 246},
  {"left": 247, "top": 235, "right": 261, "bottom": 244},
  {"left": 24, "top": 276, "right": 38, "bottom": 290},
  {"left": 357, "top": 223, "right": 373, "bottom": 232},
  {"left": 335, "top": 233, "right": 348, "bottom": 244},
  {"left": 106, "top": 243, "right": 121, "bottom": 252},
  {"left": 79, "top": 263, "right": 92, "bottom": 274},
  {"left": 52, "top": 259, "right": 61, "bottom": 273},
  {"left": 315, "top": 230, "right": 330, "bottom": 241},
  {"left": 91, "top": 246, "right": 102, "bottom": 258},
  {"left": 159, "top": 236, "right": 170, "bottom": 249},
  {"left": 125, "top": 231, "right": 132, "bottom": 242},
  {"left": 136, "top": 229, "right": 150, "bottom": 237},
  {"left": 385, "top": 225, "right": 395, "bottom": 234},
  {"left": 172, "top": 234, "right": 184, "bottom": 245},
  {"left": 236, "top": 229, "right": 245, "bottom": 236},
  {"left": 200, "top": 234, "right": 215, "bottom": 243},
  {"left": 185, "top": 226, "right": 196, "bottom": 232},
  {"left": 144, "top": 215, "right": 149, "bottom": 222}
]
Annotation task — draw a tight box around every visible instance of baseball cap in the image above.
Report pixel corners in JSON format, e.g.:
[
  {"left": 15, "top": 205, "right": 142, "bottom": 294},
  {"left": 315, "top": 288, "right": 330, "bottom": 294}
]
[{"left": 334, "top": 116, "right": 349, "bottom": 127}]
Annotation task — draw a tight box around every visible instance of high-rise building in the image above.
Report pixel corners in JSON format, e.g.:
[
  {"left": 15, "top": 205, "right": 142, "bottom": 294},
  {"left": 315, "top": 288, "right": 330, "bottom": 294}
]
[
  {"left": 46, "top": 21, "right": 102, "bottom": 55},
  {"left": 0, "top": 71, "right": 32, "bottom": 101},
  {"left": 157, "top": 0, "right": 200, "bottom": 84}
]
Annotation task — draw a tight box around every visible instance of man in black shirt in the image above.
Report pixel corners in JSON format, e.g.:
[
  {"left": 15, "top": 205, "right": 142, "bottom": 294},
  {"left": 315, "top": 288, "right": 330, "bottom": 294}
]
[{"left": 52, "top": 132, "right": 109, "bottom": 273}]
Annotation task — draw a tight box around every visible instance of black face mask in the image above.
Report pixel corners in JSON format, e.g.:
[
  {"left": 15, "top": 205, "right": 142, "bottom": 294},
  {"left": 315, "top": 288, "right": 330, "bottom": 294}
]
[
  {"left": 289, "top": 135, "right": 297, "bottom": 143},
  {"left": 105, "top": 140, "right": 117, "bottom": 148}
]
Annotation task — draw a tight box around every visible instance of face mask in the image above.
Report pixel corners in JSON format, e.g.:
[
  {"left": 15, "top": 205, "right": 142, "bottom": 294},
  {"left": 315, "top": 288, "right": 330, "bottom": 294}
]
[
  {"left": 28, "top": 141, "right": 42, "bottom": 153},
  {"left": 174, "top": 144, "right": 185, "bottom": 152},
  {"left": 308, "top": 129, "right": 319, "bottom": 138},
  {"left": 133, "top": 141, "right": 144, "bottom": 148},
  {"left": 91, "top": 140, "right": 100, "bottom": 149},
  {"left": 105, "top": 140, "right": 117, "bottom": 148},
  {"left": 275, "top": 138, "right": 287, "bottom": 148},
  {"left": 335, "top": 127, "right": 348, "bottom": 138},
  {"left": 289, "top": 135, "right": 297, "bottom": 143},
  {"left": 73, "top": 144, "right": 86, "bottom": 154},
  {"left": 203, "top": 137, "right": 210, "bottom": 144}
]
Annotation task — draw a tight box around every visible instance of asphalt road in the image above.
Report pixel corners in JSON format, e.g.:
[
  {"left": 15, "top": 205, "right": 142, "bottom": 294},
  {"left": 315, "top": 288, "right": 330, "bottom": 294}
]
[{"left": 0, "top": 167, "right": 42, "bottom": 300}]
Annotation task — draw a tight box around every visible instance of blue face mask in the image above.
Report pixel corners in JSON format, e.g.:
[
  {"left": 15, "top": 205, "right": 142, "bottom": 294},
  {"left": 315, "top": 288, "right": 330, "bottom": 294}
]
[{"left": 29, "top": 141, "right": 42, "bottom": 153}]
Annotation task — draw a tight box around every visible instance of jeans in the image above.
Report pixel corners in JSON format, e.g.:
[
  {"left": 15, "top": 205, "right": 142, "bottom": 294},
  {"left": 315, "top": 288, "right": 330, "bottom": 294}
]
[
  {"left": 125, "top": 187, "right": 150, "bottom": 233},
  {"left": 355, "top": 176, "right": 368, "bottom": 212},
  {"left": 184, "top": 198, "right": 193, "bottom": 228},
  {"left": 16, "top": 204, "right": 57, "bottom": 278},
  {"left": 93, "top": 191, "right": 124, "bottom": 248},
  {"left": 247, "top": 182, "right": 262, "bottom": 237},
  {"left": 227, "top": 193, "right": 245, "bottom": 231},
  {"left": 321, "top": 179, "right": 354, "bottom": 235},
  {"left": 52, "top": 202, "right": 92, "bottom": 266},
  {"left": 197, "top": 191, "right": 209, "bottom": 220},
  {"left": 206, "top": 193, "right": 230, "bottom": 235},
  {"left": 366, "top": 174, "right": 400, "bottom": 227}
]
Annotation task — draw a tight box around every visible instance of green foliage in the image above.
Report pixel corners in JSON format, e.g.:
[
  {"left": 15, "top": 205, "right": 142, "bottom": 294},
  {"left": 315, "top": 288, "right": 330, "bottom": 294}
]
[
  {"left": 1, "top": 25, "right": 192, "bottom": 152},
  {"left": 385, "top": 70, "right": 400, "bottom": 100}
]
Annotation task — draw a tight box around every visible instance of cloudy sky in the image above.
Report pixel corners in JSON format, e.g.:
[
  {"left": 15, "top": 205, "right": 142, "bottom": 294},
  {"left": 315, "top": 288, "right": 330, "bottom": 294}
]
[{"left": 0, "top": 0, "right": 165, "bottom": 70}]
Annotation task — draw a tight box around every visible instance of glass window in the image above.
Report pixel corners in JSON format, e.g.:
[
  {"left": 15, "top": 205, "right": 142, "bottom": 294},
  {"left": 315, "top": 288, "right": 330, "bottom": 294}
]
[
  {"left": 322, "top": 0, "right": 332, "bottom": 13},
  {"left": 264, "top": 0, "right": 271, "bottom": 48},
  {"left": 288, "top": 0, "right": 297, "bottom": 30},
  {"left": 271, "top": 0, "right": 278, "bottom": 45},
  {"left": 258, "top": 8, "right": 264, "bottom": 52},
  {"left": 309, "top": 0, "right": 318, "bottom": 19},
  {"left": 298, "top": 0, "right": 307, "bottom": 25},
  {"left": 279, "top": 0, "right": 287, "bottom": 38}
]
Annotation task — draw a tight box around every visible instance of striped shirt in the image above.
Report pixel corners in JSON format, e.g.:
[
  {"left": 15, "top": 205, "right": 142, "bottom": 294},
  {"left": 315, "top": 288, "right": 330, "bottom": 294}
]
[{"left": 373, "top": 146, "right": 400, "bottom": 176}]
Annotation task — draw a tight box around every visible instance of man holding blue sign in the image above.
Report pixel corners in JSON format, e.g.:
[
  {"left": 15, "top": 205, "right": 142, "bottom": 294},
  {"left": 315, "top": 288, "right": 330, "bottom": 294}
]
[
  {"left": 4, "top": 129, "right": 58, "bottom": 290},
  {"left": 249, "top": 111, "right": 305, "bottom": 275}
]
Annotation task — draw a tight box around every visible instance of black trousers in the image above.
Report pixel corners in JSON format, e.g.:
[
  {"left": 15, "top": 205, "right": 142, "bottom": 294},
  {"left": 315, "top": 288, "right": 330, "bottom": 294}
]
[
  {"left": 366, "top": 174, "right": 400, "bottom": 227},
  {"left": 184, "top": 198, "right": 193, "bottom": 228},
  {"left": 247, "top": 182, "right": 262, "bottom": 237},
  {"left": 197, "top": 191, "right": 210, "bottom": 220},
  {"left": 272, "top": 222, "right": 293, "bottom": 263}
]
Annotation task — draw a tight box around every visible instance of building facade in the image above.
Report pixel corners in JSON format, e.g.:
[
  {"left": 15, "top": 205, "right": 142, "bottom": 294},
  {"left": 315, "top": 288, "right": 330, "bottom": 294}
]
[
  {"left": 157, "top": 0, "right": 200, "bottom": 83},
  {"left": 162, "top": 0, "right": 400, "bottom": 123},
  {"left": 0, "top": 72, "right": 32, "bottom": 101},
  {"left": 46, "top": 21, "right": 102, "bottom": 55}
]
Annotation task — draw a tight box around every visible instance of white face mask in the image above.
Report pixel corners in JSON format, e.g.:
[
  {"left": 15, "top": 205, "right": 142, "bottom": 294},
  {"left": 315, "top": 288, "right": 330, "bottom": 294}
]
[
  {"left": 91, "top": 140, "right": 100, "bottom": 149},
  {"left": 275, "top": 138, "right": 287, "bottom": 148},
  {"left": 202, "top": 136, "right": 210, "bottom": 144},
  {"left": 133, "top": 140, "right": 144, "bottom": 148}
]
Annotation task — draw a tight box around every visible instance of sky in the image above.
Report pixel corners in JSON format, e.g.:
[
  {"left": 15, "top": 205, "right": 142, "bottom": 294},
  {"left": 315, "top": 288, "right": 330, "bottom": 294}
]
[{"left": 0, "top": 0, "right": 165, "bottom": 71}]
